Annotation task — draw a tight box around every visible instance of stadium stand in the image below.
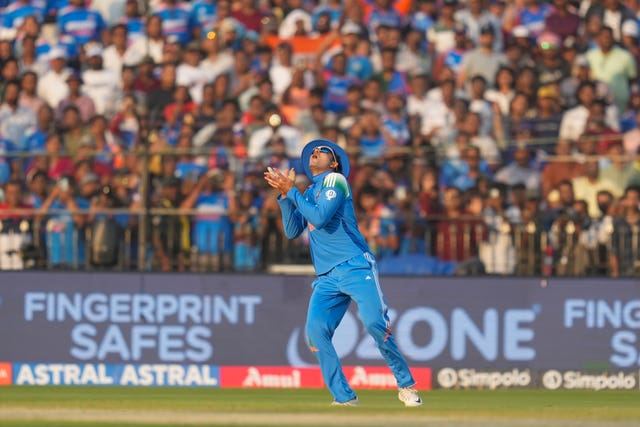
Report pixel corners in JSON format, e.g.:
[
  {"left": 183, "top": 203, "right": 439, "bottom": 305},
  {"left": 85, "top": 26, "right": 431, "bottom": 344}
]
[{"left": 0, "top": 0, "right": 638, "bottom": 276}]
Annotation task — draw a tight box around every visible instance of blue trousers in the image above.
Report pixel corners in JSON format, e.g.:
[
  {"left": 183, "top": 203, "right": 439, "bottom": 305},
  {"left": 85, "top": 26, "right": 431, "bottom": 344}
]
[{"left": 305, "top": 252, "right": 415, "bottom": 403}]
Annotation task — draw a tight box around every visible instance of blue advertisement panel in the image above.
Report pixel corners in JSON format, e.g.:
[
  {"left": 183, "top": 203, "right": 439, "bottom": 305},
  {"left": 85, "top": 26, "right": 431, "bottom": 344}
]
[
  {"left": 11, "top": 363, "right": 219, "bottom": 386},
  {"left": 0, "top": 273, "right": 638, "bottom": 373}
]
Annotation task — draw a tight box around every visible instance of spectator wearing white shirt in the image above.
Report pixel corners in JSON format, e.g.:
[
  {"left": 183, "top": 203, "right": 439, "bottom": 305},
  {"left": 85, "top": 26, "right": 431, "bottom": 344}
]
[
  {"left": 0, "top": 80, "right": 37, "bottom": 149},
  {"left": 82, "top": 45, "right": 120, "bottom": 117},
  {"left": 427, "top": 0, "right": 459, "bottom": 55},
  {"left": 406, "top": 71, "right": 431, "bottom": 136},
  {"left": 464, "top": 111, "right": 501, "bottom": 168},
  {"left": 467, "top": 74, "right": 494, "bottom": 137},
  {"left": 484, "top": 66, "right": 515, "bottom": 116},
  {"left": 91, "top": 0, "right": 128, "bottom": 27},
  {"left": 200, "top": 32, "right": 234, "bottom": 82},
  {"left": 124, "top": 14, "right": 165, "bottom": 66},
  {"left": 494, "top": 144, "right": 541, "bottom": 193},
  {"left": 396, "top": 28, "right": 432, "bottom": 76},
  {"left": 247, "top": 108, "right": 302, "bottom": 161},
  {"left": 559, "top": 80, "right": 619, "bottom": 142},
  {"left": 18, "top": 71, "right": 45, "bottom": 116},
  {"left": 36, "top": 47, "right": 71, "bottom": 109},
  {"left": 572, "top": 159, "right": 621, "bottom": 218},
  {"left": 278, "top": 7, "right": 312, "bottom": 38},
  {"left": 420, "top": 79, "right": 457, "bottom": 146},
  {"left": 176, "top": 40, "right": 211, "bottom": 105},
  {"left": 269, "top": 42, "right": 295, "bottom": 100},
  {"left": 103, "top": 24, "right": 129, "bottom": 79}
]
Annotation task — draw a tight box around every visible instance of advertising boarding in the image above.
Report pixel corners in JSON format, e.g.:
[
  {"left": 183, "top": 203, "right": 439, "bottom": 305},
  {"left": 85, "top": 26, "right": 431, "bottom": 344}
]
[{"left": 0, "top": 273, "right": 638, "bottom": 388}]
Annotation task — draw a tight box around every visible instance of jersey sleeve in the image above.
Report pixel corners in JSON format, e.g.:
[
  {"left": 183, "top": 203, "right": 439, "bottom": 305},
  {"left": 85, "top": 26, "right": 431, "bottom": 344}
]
[
  {"left": 286, "top": 173, "right": 347, "bottom": 230},
  {"left": 277, "top": 194, "right": 308, "bottom": 239},
  {"left": 323, "top": 173, "right": 350, "bottom": 198}
]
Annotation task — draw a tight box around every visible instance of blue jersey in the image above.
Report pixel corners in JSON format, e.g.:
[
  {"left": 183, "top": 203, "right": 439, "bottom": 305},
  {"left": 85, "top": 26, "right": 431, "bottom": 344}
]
[
  {"left": 0, "top": 138, "right": 16, "bottom": 185},
  {"left": 383, "top": 71, "right": 409, "bottom": 97},
  {"left": 189, "top": 0, "right": 216, "bottom": 33},
  {"left": 277, "top": 170, "right": 369, "bottom": 275},
  {"left": 346, "top": 55, "right": 373, "bottom": 82},
  {"left": 367, "top": 6, "right": 402, "bottom": 33},
  {"left": 359, "top": 134, "right": 386, "bottom": 158},
  {"left": 194, "top": 191, "right": 232, "bottom": 254},
  {"left": 519, "top": 5, "right": 551, "bottom": 37},
  {"left": 36, "top": 36, "right": 77, "bottom": 60},
  {"left": 411, "top": 11, "right": 434, "bottom": 33},
  {"left": 442, "top": 49, "right": 464, "bottom": 74},
  {"left": 323, "top": 74, "right": 357, "bottom": 114},
  {"left": 121, "top": 16, "right": 145, "bottom": 41},
  {"left": 154, "top": 3, "right": 192, "bottom": 45},
  {"left": 58, "top": 6, "right": 106, "bottom": 45},
  {"left": 175, "top": 162, "right": 207, "bottom": 181},
  {"left": 439, "top": 159, "right": 492, "bottom": 191},
  {"left": 1, "top": 2, "right": 45, "bottom": 28},
  {"left": 311, "top": 4, "right": 342, "bottom": 29},
  {"left": 44, "top": 198, "right": 88, "bottom": 266},
  {"left": 382, "top": 116, "right": 410, "bottom": 146},
  {"left": 46, "top": 0, "right": 68, "bottom": 17},
  {"left": 24, "top": 129, "right": 47, "bottom": 152}
]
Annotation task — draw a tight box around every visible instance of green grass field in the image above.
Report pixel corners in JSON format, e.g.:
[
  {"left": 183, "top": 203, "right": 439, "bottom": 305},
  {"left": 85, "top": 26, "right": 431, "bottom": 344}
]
[{"left": 1, "top": 387, "right": 639, "bottom": 427}]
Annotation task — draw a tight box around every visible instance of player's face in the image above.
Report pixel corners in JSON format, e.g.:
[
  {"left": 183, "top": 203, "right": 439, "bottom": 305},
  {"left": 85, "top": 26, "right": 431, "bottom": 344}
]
[{"left": 309, "top": 146, "right": 337, "bottom": 171}]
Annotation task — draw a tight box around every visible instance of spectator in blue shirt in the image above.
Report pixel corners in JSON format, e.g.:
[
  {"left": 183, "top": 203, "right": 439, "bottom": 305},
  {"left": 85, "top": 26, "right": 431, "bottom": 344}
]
[
  {"left": 120, "top": 0, "right": 145, "bottom": 43},
  {"left": 24, "top": 104, "right": 53, "bottom": 153},
  {"left": 317, "top": 52, "right": 359, "bottom": 114},
  {"left": 37, "top": 175, "right": 88, "bottom": 267},
  {"left": 411, "top": 0, "right": 436, "bottom": 33},
  {"left": 381, "top": 91, "right": 411, "bottom": 146},
  {"left": 153, "top": 0, "right": 192, "bottom": 45},
  {"left": 0, "top": 137, "right": 16, "bottom": 185},
  {"left": 2, "top": 0, "right": 45, "bottom": 29},
  {"left": 189, "top": 0, "right": 216, "bottom": 40},
  {"left": 58, "top": 0, "right": 107, "bottom": 50},
  {"left": 311, "top": 0, "right": 342, "bottom": 30},
  {"left": 181, "top": 169, "right": 236, "bottom": 271},
  {"left": 0, "top": 79, "right": 37, "bottom": 150},
  {"left": 439, "top": 144, "right": 493, "bottom": 191},
  {"left": 366, "top": 0, "right": 402, "bottom": 36}
]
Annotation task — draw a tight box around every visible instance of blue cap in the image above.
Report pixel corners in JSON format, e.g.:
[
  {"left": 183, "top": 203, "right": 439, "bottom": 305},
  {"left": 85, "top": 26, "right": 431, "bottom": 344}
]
[{"left": 301, "top": 139, "right": 350, "bottom": 179}]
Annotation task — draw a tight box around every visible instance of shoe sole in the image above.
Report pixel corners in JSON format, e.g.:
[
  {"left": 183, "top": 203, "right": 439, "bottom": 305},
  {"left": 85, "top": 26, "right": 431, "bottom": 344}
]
[
  {"left": 331, "top": 398, "right": 359, "bottom": 406},
  {"left": 402, "top": 399, "right": 423, "bottom": 407}
]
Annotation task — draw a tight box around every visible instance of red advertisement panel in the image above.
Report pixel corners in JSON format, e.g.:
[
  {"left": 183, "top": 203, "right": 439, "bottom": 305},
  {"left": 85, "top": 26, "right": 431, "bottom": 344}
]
[
  {"left": 0, "top": 362, "right": 12, "bottom": 386},
  {"left": 220, "top": 366, "right": 325, "bottom": 388},
  {"left": 220, "top": 366, "right": 431, "bottom": 390},
  {"left": 343, "top": 366, "right": 432, "bottom": 390}
]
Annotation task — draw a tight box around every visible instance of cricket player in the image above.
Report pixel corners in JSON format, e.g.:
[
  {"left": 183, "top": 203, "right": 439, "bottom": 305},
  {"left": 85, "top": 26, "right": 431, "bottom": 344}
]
[{"left": 264, "top": 139, "right": 422, "bottom": 407}]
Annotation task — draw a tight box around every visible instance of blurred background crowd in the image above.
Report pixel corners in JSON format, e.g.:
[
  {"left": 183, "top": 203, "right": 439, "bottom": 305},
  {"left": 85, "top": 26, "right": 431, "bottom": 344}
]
[{"left": 0, "top": 0, "right": 639, "bottom": 276}]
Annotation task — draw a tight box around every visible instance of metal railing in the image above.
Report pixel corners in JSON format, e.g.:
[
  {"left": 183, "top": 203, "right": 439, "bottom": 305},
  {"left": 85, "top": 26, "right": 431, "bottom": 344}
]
[{"left": 1, "top": 210, "right": 638, "bottom": 276}]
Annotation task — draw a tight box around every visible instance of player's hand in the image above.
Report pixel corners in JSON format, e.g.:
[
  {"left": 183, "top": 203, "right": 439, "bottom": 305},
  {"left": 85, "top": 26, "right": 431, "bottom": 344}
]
[{"left": 264, "top": 167, "right": 295, "bottom": 197}]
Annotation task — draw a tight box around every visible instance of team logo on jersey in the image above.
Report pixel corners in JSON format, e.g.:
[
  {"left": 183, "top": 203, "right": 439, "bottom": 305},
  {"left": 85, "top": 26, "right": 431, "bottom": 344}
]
[{"left": 325, "top": 190, "right": 337, "bottom": 200}]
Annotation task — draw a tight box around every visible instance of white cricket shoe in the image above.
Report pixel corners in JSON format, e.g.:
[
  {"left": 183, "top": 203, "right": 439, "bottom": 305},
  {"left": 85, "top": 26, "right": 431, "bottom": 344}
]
[
  {"left": 331, "top": 397, "right": 360, "bottom": 406},
  {"left": 398, "top": 387, "right": 423, "bottom": 407}
]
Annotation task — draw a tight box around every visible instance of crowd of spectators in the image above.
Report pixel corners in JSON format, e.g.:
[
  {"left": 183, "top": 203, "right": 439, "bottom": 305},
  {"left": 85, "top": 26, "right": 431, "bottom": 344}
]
[{"left": 0, "top": 0, "right": 639, "bottom": 276}]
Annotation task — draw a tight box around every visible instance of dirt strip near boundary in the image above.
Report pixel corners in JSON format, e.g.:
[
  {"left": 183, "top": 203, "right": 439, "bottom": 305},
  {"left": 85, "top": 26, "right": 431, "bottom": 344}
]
[{"left": 0, "top": 407, "right": 638, "bottom": 427}]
